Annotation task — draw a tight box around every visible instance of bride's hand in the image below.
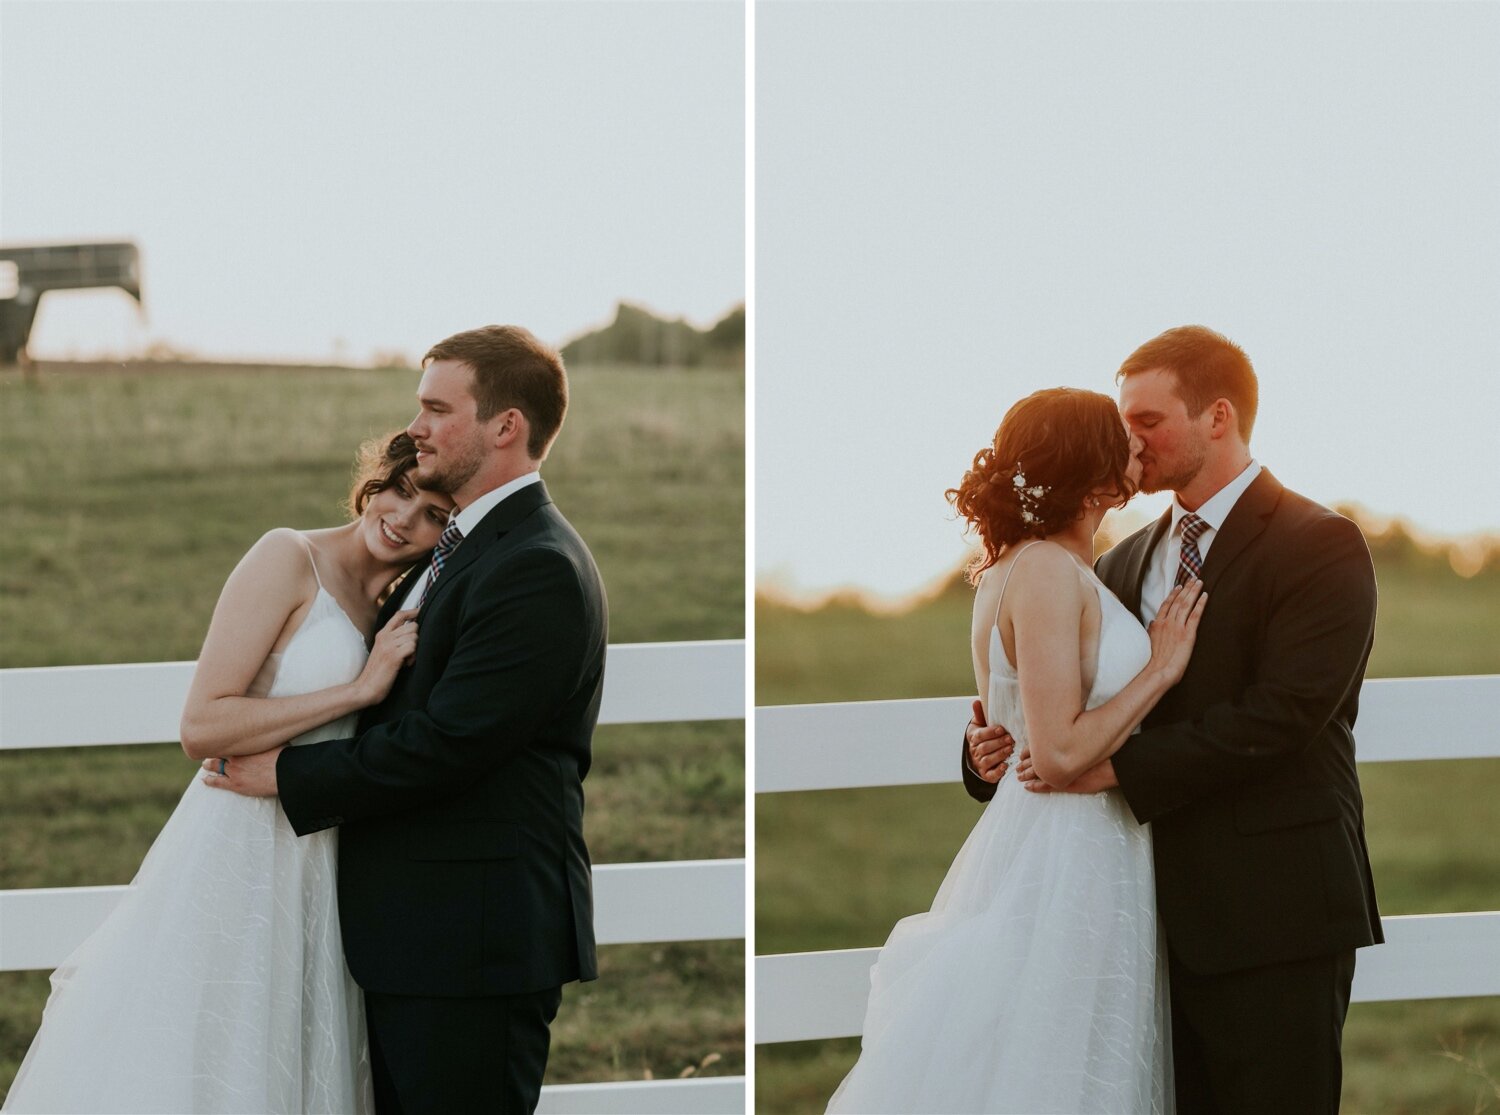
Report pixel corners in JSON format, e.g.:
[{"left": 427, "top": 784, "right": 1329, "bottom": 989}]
[
  {"left": 355, "top": 608, "right": 420, "bottom": 705},
  {"left": 1147, "top": 581, "right": 1207, "bottom": 686}
]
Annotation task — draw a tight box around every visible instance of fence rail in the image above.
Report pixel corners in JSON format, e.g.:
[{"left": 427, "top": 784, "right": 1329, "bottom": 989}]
[
  {"left": 0, "top": 639, "right": 746, "bottom": 1115},
  {"left": 0, "top": 859, "right": 746, "bottom": 972},
  {"left": 0, "top": 639, "right": 745, "bottom": 750},
  {"left": 757, "top": 674, "right": 1500, "bottom": 793},
  {"left": 537, "top": 1076, "right": 745, "bottom": 1115},
  {"left": 755, "top": 673, "right": 1500, "bottom": 1046}
]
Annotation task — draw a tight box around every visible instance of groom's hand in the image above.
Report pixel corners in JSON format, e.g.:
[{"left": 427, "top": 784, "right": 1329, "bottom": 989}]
[
  {"left": 966, "top": 700, "right": 1015, "bottom": 784},
  {"left": 201, "top": 747, "right": 284, "bottom": 798},
  {"left": 1018, "top": 752, "right": 1118, "bottom": 794}
]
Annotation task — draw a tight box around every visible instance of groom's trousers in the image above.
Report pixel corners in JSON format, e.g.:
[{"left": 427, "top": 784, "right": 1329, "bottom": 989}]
[
  {"left": 1168, "top": 948, "right": 1355, "bottom": 1115},
  {"left": 365, "top": 985, "right": 563, "bottom": 1115}
]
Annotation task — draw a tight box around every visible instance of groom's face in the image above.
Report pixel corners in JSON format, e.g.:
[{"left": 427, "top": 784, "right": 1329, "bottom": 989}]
[
  {"left": 407, "top": 359, "right": 491, "bottom": 495},
  {"left": 1119, "top": 367, "right": 1208, "bottom": 495}
]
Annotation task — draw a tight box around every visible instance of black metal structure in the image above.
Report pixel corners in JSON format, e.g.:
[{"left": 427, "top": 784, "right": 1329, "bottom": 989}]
[{"left": 0, "top": 241, "right": 143, "bottom": 363}]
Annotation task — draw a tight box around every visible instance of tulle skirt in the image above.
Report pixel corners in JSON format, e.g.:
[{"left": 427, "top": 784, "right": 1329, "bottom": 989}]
[
  {"left": 827, "top": 775, "right": 1171, "bottom": 1114},
  {"left": 4, "top": 776, "right": 372, "bottom": 1114}
]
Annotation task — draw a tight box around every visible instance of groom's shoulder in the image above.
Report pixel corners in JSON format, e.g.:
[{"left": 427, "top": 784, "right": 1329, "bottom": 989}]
[
  {"left": 493, "top": 501, "right": 603, "bottom": 588},
  {"left": 1263, "top": 481, "right": 1373, "bottom": 568},
  {"left": 1269, "top": 480, "right": 1361, "bottom": 536},
  {"left": 530, "top": 498, "right": 595, "bottom": 556}
]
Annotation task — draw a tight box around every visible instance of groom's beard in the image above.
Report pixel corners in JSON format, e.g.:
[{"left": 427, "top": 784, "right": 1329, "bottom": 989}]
[
  {"left": 415, "top": 436, "right": 486, "bottom": 496},
  {"left": 1139, "top": 442, "right": 1207, "bottom": 495}
]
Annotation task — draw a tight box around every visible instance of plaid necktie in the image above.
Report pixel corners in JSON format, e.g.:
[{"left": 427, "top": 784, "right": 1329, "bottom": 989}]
[
  {"left": 1175, "top": 513, "right": 1208, "bottom": 587},
  {"left": 419, "top": 518, "right": 465, "bottom": 606}
]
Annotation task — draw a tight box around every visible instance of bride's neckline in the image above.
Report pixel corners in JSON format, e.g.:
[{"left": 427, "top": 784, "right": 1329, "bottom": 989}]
[
  {"left": 314, "top": 586, "right": 368, "bottom": 643},
  {"left": 267, "top": 587, "right": 367, "bottom": 660}
]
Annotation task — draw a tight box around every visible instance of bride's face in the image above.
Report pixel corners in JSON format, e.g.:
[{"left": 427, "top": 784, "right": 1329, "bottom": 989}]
[
  {"left": 361, "top": 471, "right": 454, "bottom": 563},
  {"left": 1125, "top": 433, "right": 1145, "bottom": 491},
  {"left": 1090, "top": 433, "right": 1144, "bottom": 512}
]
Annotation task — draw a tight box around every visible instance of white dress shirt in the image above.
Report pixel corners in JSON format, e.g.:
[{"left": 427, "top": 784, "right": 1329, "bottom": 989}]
[
  {"left": 396, "top": 471, "right": 542, "bottom": 612},
  {"left": 1138, "top": 460, "right": 1262, "bottom": 625}
]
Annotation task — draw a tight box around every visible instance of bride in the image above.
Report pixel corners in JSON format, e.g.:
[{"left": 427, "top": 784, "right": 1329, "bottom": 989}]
[
  {"left": 826, "top": 388, "right": 1206, "bottom": 1115},
  {"left": 3, "top": 431, "right": 452, "bottom": 1115}
]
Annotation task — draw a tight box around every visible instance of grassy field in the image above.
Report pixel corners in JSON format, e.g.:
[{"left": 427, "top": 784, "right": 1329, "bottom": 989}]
[
  {"left": 756, "top": 536, "right": 1500, "bottom": 1113},
  {"left": 0, "top": 360, "right": 745, "bottom": 1096}
]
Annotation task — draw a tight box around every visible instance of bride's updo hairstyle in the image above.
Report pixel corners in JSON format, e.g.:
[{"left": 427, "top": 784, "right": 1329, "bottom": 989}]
[
  {"left": 946, "top": 388, "right": 1134, "bottom": 583},
  {"left": 346, "top": 431, "right": 421, "bottom": 518}
]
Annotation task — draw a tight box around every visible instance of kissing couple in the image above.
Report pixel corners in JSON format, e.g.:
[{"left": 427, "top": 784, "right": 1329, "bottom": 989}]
[
  {"left": 6, "top": 325, "right": 607, "bottom": 1115},
  {"left": 829, "top": 326, "right": 1384, "bottom": 1114}
]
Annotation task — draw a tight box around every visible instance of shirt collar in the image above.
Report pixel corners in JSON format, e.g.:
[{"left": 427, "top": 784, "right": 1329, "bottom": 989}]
[
  {"left": 451, "top": 471, "right": 542, "bottom": 536},
  {"left": 1170, "top": 459, "right": 1262, "bottom": 536}
]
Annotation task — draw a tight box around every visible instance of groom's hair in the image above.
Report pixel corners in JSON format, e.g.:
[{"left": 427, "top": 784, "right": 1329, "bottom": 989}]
[
  {"left": 1117, "top": 325, "right": 1258, "bottom": 442},
  {"left": 424, "top": 325, "right": 568, "bottom": 460}
]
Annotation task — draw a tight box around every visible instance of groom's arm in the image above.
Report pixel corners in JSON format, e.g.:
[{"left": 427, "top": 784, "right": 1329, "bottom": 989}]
[
  {"left": 1110, "top": 514, "right": 1376, "bottom": 824},
  {"left": 276, "top": 546, "right": 598, "bottom": 835}
]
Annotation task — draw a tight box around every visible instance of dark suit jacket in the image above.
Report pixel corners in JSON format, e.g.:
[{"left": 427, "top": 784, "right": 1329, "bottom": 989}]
[
  {"left": 278, "top": 480, "right": 607, "bottom": 997},
  {"left": 963, "top": 469, "right": 1383, "bottom": 975}
]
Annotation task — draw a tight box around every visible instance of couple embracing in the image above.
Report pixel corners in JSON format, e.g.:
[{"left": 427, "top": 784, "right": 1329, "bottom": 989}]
[
  {"left": 830, "top": 326, "right": 1383, "bottom": 1114},
  {"left": 6, "top": 326, "right": 606, "bottom": 1115}
]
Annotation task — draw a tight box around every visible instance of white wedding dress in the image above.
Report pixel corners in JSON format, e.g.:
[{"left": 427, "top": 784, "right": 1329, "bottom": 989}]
[
  {"left": 828, "top": 545, "right": 1172, "bottom": 1114},
  {"left": 4, "top": 556, "right": 375, "bottom": 1114}
]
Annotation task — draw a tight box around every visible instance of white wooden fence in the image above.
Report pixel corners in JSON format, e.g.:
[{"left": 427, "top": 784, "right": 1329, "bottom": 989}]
[
  {"left": 755, "top": 674, "right": 1500, "bottom": 1045},
  {"left": 0, "top": 640, "right": 746, "bottom": 1115}
]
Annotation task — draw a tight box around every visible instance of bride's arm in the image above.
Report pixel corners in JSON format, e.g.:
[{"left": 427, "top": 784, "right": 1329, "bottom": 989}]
[
  {"left": 1013, "top": 548, "right": 1204, "bottom": 789},
  {"left": 178, "top": 531, "right": 411, "bottom": 760}
]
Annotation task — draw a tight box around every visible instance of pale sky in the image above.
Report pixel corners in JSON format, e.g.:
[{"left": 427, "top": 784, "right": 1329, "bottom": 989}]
[
  {"left": 0, "top": 1, "right": 743, "bottom": 362},
  {"left": 757, "top": 0, "right": 1500, "bottom": 599}
]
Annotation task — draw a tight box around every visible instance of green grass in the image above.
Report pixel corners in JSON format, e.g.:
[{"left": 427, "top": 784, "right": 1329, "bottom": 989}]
[
  {"left": 755, "top": 556, "right": 1500, "bottom": 1113},
  {"left": 0, "top": 361, "right": 745, "bottom": 1096}
]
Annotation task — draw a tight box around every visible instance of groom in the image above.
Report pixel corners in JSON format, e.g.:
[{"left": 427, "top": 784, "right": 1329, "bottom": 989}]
[
  {"left": 963, "top": 326, "right": 1382, "bottom": 1114},
  {"left": 208, "top": 325, "right": 607, "bottom": 1114}
]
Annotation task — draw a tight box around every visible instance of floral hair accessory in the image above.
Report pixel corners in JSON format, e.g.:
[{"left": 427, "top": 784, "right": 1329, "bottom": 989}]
[{"left": 1012, "top": 461, "right": 1049, "bottom": 525}]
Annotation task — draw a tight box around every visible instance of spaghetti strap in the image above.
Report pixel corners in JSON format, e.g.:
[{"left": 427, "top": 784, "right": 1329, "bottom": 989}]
[
  {"left": 293, "top": 532, "right": 325, "bottom": 590},
  {"left": 992, "top": 540, "right": 1045, "bottom": 631}
]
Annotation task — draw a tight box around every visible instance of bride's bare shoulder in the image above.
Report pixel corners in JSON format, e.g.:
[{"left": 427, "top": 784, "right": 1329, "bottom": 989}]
[
  {"left": 213, "top": 528, "right": 316, "bottom": 613},
  {"left": 989, "top": 541, "right": 1078, "bottom": 582},
  {"left": 240, "top": 526, "right": 308, "bottom": 567},
  {"left": 974, "top": 541, "right": 1081, "bottom": 615}
]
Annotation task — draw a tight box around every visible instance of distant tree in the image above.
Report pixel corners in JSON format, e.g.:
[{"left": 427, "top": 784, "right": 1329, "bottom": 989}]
[
  {"left": 1336, "top": 504, "right": 1498, "bottom": 578},
  {"left": 704, "top": 305, "right": 745, "bottom": 363},
  {"left": 561, "top": 301, "right": 744, "bottom": 369},
  {"left": 368, "top": 349, "right": 415, "bottom": 371}
]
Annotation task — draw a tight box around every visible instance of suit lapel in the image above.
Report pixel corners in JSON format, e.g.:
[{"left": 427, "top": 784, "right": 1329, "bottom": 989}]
[
  {"left": 417, "top": 481, "right": 553, "bottom": 616},
  {"left": 1121, "top": 511, "right": 1171, "bottom": 618},
  {"left": 1199, "top": 468, "right": 1281, "bottom": 590},
  {"left": 374, "top": 567, "right": 420, "bottom": 628}
]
